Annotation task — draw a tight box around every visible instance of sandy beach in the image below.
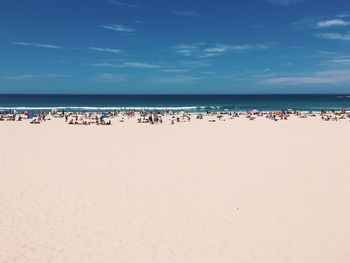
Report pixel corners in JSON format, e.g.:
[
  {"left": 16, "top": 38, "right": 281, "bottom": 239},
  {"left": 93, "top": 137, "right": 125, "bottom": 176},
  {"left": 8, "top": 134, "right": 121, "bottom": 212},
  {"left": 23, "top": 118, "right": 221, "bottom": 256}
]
[{"left": 1, "top": 115, "right": 350, "bottom": 263}]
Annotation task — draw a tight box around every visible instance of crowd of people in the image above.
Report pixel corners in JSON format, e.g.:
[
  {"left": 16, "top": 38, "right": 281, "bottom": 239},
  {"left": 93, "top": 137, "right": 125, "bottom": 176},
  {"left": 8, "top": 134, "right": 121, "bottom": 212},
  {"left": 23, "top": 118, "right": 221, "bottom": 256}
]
[{"left": 1, "top": 109, "right": 350, "bottom": 126}]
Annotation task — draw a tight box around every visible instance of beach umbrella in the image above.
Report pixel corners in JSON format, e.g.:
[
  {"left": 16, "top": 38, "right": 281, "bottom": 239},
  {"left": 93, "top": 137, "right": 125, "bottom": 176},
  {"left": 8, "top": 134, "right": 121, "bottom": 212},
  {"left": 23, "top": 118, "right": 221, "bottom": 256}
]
[{"left": 101, "top": 114, "right": 108, "bottom": 119}]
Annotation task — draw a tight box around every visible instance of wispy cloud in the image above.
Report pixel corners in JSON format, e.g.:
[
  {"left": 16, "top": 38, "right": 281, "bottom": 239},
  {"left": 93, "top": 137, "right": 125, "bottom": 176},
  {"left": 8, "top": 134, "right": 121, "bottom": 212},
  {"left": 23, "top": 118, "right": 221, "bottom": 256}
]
[
  {"left": 263, "top": 76, "right": 331, "bottom": 85},
  {"left": 12, "top": 42, "right": 61, "bottom": 49},
  {"left": 293, "top": 15, "right": 350, "bottom": 43},
  {"left": 89, "top": 46, "right": 122, "bottom": 54},
  {"left": 184, "top": 60, "right": 210, "bottom": 67},
  {"left": 317, "top": 52, "right": 350, "bottom": 66},
  {"left": 161, "top": 69, "right": 189, "bottom": 73},
  {"left": 174, "top": 43, "right": 270, "bottom": 58},
  {"left": 317, "top": 19, "right": 350, "bottom": 28},
  {"left": 3, "top": 73, "right": 68, "bottom": 80},
  {"left": 199, "top": 53, "right": 219, "bottom": 58},
  {"left": 107, "top": 0, "right": 140, "bottom": 8},
  {"left": 316, "top": 32, "right": 350, "bottom": 41},
  {"left": 172, "top": 10, "right": 202, "bottom": 17},
  {"left": 173, "top": 43, "right": 204, "bottom": 57},
  {"left": 152, "top": 75, "right": 202, "bottom": 84},
  {"left": 265, "top": 0, "right": 307, "bottom": 5},
  {"left": 294, "top": 15, "right": 350, "bottom": 30},
  {"left": 327, "top": 59, "right": 350, "bottom": 65},
  {"left": 133, "top": 20, "right": 143, "bottom": 24},
  {"left": 94, "top": 73, "right": 127, "bottom": 82},
  {"left": 101, "top": 24, "right": 135, "bottom": 33},
  {"left": 262, "top": 69, "right": 350, "bottom": 85},
  {"left": 204, "top": 44, "right": 268, "bottom": 52},
  {"left": 85, "top": 63, "right": 115, "bottom": 67},
  {"left": 336, "top": 13, "right": 350, "bottom": 19},
  {"left": 319, "top": 59, "right": 350, "bottom": 68},
  {"left": 120, "top": 62, "right": 162, "bottom": 69}
]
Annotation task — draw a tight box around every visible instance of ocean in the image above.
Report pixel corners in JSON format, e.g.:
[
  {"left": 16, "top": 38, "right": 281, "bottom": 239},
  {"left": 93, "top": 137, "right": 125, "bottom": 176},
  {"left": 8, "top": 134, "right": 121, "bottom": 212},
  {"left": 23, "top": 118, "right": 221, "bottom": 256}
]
[{"left": 0, "top": 94, "right": 350, "bottom": 112}]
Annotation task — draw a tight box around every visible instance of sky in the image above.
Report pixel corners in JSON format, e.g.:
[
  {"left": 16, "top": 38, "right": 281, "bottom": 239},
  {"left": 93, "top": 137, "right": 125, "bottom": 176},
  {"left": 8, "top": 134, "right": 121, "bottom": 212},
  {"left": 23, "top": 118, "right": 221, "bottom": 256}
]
[{"left": 0, "top": 0, "right": 350, "bottom": 94}]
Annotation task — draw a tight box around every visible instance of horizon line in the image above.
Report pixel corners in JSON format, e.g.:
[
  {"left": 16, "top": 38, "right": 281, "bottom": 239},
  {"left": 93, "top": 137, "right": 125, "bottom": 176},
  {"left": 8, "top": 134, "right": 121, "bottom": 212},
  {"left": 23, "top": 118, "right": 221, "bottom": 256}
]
[{"left": 1, "top": 93, "right": 350, "bottom": 96}]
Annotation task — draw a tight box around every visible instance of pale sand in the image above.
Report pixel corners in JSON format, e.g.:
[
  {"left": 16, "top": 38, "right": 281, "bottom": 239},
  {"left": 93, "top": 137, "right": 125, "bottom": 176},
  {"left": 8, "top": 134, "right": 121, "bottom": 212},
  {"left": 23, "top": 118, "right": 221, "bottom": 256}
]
[{"left": 1, "top": 117, "right": 350, "bottom": 262}]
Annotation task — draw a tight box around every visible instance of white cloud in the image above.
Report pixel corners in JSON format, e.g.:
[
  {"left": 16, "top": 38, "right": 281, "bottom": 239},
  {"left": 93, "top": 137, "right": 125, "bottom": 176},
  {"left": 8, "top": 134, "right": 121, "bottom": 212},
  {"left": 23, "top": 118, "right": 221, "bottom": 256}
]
[
  {"left": 320, "top": 54, "right": 350, "bottom": 66},
  {"left": 161, "top": 69, "right": 189, "bottom": 73},
  {"left": 12, "top": 42, "right": 61, "bottom": 49},
  {"left": 85, "top": 63, "right": 115, "bottom": 67},
  {"left": 175, "top": 44, "right": 201, "bottom": 49},
  {"left": 3, "top": 73, "right": 68, "bottom": 80},
  {"left": 94, "top": 73, "right": 127, "bottom": 82},
  {"left": 120, "top": 62, "right": 162, "bottom": 69},
  {"left": 266, "top": 0, "right": 306, "bottom": 5},
  {"left": 172, "top": 10, "right": 202, "bottom": 17},
  {"left": 316, "top": 33, "right": 350, "bottom": 41},
  {"left": 294, "top": 15, "right": 350, "bottom": 30},
  {"left": 317, "top": 19, "right": 350, "bottom": 28},
  {"left": 107, "top": 1, "right": 140, "bottom": 8},
  {"left": 262, "top": 69, "right": 350, "bottom": 85},
  {"left": 153, "top": 75, "right": 201, "bottom": 84},
  {"left": 101, "top": 24, "right": 135, "bottom": 33},
  {"left": 174, "top": 43, "right": 269, "bottom": 58},
  {"left": 184, "top": 60, "right": 210, "bottom": 67},
  {"left": 199, "top": 53, "right": 220, "bottom": 58},
  {"left": 204, "top": 44, "right": 269, "bottom": 53},
  {"left": 133, "top": 20, "right": 143, "bottom": 24},
  {"left": 263, "top": 76, "right": 334, "bottom": 85},
  {"left": 330, "top": 59, "right": 350, "bottom": 64},
  {"left": 173, "top": 44, "right": 204, "bottom": 57},
  {"left": 89, "top": 47, "right": 122, "bottom": 54},
  {"left": 335, "top": 13, "right": 350, "bottom": 19}
]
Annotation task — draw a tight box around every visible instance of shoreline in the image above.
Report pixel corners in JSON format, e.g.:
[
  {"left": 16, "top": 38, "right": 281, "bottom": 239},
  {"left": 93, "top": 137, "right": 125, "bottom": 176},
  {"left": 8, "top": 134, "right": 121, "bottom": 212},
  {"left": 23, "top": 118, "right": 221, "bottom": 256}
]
[
  {"left": 1, "top": 107, "right": 350, "bottom": 113},
  {"left": 2, "top": 94, "right": 350, "bottom": 114}
]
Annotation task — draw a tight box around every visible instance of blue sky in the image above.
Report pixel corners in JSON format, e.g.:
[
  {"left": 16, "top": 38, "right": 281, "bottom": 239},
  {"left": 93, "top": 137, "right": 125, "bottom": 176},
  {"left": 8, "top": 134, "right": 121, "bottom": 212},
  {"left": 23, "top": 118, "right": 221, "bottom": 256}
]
[{"left": 0, "top": 0, "right": 350, "bottom": 94}]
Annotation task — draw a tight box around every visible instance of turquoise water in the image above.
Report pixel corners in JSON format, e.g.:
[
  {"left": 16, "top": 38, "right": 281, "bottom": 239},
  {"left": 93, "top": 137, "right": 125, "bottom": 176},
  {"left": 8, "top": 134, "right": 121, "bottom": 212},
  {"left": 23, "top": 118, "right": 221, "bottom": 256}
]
[{"left": 0, "top": 94, "right": 350, "bottom": 112}]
